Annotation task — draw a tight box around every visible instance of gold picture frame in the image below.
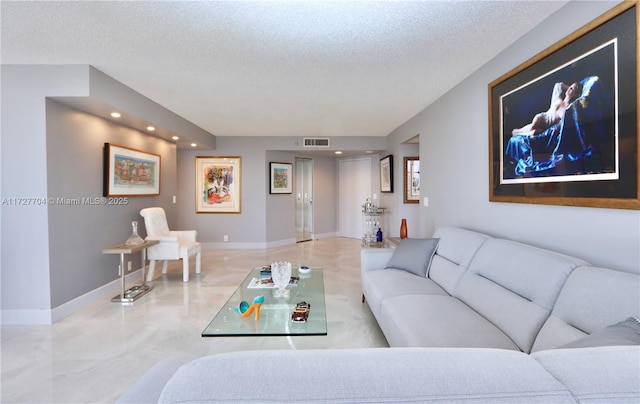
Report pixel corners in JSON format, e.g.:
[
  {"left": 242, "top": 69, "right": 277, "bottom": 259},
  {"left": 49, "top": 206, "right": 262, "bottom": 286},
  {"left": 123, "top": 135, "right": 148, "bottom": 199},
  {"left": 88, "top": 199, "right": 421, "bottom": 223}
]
[
  {"left": 488, "top": 2, "right": 639, "bottom": 210},
  {"left": 403, "top": 157, "right": 420, "bottom": 204},
  {"left": 195, "top": 156, "right": 241, "bottom": 213}
]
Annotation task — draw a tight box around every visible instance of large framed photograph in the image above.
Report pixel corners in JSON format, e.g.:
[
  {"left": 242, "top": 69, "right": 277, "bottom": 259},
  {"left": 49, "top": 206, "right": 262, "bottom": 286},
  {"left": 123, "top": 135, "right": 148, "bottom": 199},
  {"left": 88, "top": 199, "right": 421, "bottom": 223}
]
[
  {"left": 103, "top": 143, "right": 160, "bottom": 197},
  {"left": 196, "top": 156, "right": 241, "bottom": 213},
  {"left": 269, "top": 162, "right": 293, "bottom": 194},
  {"left": 380, "top": 155, "right": 393, "bottom": 193},
  {"left": 404, "top": 157, "right": 420, "bottom": 204},
  {"left": 489, "top": 2, "right": 638, "bottom": 209}
]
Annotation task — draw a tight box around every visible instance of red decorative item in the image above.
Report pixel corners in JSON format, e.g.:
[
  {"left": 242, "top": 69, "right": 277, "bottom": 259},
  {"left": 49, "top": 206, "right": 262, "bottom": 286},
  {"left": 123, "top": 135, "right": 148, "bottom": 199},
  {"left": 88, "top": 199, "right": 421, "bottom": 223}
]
[{"left": 400, "top": 219, "right": 408, "bottom": 239}]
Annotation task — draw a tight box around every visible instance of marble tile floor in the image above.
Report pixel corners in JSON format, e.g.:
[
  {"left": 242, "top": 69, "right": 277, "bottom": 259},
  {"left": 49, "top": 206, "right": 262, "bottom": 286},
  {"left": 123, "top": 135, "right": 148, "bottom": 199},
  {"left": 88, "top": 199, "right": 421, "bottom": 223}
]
[{"left": 1, "top": 237, "right": 388, "bottom": 403}]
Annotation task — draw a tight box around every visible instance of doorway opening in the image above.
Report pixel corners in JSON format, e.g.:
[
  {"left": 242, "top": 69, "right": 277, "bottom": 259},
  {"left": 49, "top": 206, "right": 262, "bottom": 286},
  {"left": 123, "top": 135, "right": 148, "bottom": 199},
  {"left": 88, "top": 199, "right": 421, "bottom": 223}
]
[{"left": 295, "top": 157, "right": 313, "bottom": 242}]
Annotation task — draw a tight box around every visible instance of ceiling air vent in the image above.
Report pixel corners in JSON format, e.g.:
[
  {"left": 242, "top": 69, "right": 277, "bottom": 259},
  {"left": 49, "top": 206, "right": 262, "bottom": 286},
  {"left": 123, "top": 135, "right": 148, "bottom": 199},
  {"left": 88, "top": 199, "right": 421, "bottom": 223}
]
[{"left": 303, "top": 138, "right": 330, "bottom": 148}]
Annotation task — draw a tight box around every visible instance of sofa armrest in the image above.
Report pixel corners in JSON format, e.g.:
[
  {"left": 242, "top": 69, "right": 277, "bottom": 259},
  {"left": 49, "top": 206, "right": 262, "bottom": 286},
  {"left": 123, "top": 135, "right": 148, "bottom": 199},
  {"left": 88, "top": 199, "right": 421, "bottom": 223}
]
[{"left": 361, "top": 248, "right": 395, "bottom": 272}]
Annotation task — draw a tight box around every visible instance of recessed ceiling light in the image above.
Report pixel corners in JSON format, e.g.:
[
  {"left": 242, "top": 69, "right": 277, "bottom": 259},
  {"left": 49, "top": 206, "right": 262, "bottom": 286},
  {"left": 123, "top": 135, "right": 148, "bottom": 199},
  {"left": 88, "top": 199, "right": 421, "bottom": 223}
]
[
  {"left": 190, "top": 143, "right": 197, "bottom": 147},
  {"left": 172, "top": 136, "right": 179, "bottom": 140},
  {"left": 335, "top": 151, "right": 343, "bottom": 155},
  {"left": 146, "top": 126, "right": 155, "bottom": 131},
  {"left": 110, "top": 112, "right": 121, "bottom": 118}
]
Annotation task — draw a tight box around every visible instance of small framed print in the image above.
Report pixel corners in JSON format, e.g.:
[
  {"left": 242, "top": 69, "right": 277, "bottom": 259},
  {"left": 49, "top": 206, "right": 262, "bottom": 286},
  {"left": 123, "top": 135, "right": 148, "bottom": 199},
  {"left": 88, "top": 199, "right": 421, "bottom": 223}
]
[
  {"left": 380, "top": 155, "right": 393, "bottom": 193},
  {"left": 269, "top": 162, "right": 293, "bottom": 194},
  {"left": 404, "top": 157, "right": 420, "bottom": 204}
]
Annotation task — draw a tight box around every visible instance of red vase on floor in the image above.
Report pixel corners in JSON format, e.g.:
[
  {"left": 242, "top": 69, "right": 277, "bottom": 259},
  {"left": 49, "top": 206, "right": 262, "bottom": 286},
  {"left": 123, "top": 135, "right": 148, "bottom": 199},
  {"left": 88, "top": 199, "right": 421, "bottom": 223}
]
[{"left": 400, "top": 219, "right": 408, "bottom": 239}]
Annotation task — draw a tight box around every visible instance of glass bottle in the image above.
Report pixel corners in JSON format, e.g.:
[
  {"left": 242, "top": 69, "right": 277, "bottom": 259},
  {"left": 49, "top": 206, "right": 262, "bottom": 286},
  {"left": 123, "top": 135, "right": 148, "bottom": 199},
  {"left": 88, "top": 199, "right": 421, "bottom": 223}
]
[{"left": 125, "top": 221, "right": 144, "bottom": 245}]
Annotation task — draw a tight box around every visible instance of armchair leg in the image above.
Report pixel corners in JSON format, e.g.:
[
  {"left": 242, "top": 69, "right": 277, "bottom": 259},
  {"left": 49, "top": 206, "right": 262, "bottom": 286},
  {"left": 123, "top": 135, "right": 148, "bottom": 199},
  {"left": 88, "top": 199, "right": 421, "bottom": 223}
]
[
  {"left": 195, "top": 251, "right": 201, "bottom": 274},
  {"left": 147, "top": 260, "right": 157, "bottom": 282},
  {"left": 162, "top": 260, "right": 169, "bottom": 275},
  {"left": 182, "top": 256, "right": 190, "bottom": 283}
]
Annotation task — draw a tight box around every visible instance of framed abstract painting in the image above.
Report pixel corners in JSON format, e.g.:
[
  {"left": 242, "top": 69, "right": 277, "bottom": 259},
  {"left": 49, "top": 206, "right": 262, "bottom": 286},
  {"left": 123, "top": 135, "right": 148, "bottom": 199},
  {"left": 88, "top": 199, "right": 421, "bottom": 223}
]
[{"left": 196, "top": 156, "right": 241, "bottom": 213}]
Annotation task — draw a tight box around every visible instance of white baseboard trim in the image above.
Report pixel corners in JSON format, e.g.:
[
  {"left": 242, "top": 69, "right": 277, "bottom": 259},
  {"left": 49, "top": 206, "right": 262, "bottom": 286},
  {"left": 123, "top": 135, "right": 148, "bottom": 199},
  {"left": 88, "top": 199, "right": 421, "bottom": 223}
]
[{"left": 1, "top": 269, "right": 143, "bottom": 325}]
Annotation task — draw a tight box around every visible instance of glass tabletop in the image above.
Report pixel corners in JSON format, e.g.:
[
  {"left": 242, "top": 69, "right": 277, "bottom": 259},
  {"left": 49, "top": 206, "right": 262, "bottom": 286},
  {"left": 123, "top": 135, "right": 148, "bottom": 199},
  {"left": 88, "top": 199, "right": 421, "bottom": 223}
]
[{"left": 202, "top": 267, "right": 327, "bottom": 337}]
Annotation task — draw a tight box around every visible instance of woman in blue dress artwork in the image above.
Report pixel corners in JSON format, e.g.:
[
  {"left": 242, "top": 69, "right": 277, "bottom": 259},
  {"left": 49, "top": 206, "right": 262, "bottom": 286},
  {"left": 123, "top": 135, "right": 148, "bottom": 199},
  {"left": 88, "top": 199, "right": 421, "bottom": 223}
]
[{"left": 504, "top": 76, "right": 615, "bottom": 179}]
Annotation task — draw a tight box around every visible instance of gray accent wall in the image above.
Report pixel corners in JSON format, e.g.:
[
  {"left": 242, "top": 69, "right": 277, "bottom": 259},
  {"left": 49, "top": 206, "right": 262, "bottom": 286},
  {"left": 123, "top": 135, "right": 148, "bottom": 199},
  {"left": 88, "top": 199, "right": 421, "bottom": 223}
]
[
  {"left": 386, "top": 0, "right": 639, "bottom": 274},
  {"left": 1, "top": 65, "right": 202, "bottom": 323},
  {"left": 46, "top": 100, "right": 177, "bottom": 308}
]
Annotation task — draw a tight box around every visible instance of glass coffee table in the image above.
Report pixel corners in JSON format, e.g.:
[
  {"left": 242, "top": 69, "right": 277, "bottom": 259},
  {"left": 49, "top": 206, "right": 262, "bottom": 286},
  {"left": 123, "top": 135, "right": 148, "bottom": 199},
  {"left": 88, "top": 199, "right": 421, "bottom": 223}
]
[{"left": 202, "top": 266, "right": 327, "bottom": 337}]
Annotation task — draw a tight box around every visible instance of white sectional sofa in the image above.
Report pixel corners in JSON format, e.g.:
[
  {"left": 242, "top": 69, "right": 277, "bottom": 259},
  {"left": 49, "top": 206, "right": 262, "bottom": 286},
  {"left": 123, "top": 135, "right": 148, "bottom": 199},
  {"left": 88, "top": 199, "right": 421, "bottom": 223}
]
[
  {"left": 119, "top": 227, "right": 639, "bottom": 403},
  {"left": 361, "top": 227, "right": 639, "bottom": 351}
]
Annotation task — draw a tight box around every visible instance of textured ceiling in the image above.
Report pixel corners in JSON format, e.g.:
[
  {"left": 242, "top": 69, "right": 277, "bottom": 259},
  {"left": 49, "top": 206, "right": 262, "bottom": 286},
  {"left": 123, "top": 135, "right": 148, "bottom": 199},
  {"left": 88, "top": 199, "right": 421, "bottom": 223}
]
[{"left": 1, "top": 1, "right": 568, "bottom": 138}]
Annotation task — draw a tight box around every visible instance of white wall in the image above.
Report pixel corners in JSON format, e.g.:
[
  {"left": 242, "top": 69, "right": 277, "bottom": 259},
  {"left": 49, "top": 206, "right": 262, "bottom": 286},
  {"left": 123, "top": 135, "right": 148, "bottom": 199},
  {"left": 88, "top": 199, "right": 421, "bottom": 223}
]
[{"left": 388, "top": 0, "right": 639, "bottom": 274}]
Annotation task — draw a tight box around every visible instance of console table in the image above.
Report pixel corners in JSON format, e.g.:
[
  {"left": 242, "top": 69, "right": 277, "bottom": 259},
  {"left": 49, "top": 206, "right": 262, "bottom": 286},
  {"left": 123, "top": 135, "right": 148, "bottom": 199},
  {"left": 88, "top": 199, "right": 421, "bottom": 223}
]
[{"left": 102, "top": 240, "right": 159, "bottom": 303}]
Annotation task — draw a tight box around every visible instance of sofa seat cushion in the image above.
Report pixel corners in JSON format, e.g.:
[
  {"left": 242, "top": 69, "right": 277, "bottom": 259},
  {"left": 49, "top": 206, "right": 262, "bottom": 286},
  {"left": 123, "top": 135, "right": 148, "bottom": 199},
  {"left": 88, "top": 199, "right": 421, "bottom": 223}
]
[
  {"left": 158, "top": 348, "right": 575, "bottom": 403},
  {"left": 362, "top": 269, "right": 447, "bottom": 319},
  {"left": 533, "top": 346, "right": 640, "bottom": 402},
  {"left": 379, "top": 294, "right": 519, "bottom": 350}
]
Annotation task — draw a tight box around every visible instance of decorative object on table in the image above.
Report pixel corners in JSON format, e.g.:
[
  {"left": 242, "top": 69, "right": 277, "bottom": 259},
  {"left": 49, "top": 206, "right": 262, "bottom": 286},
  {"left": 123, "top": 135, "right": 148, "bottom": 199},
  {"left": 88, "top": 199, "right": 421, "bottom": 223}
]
[
  {"left": 376, "top": 228, "right": 383, "bottom": 242},
  {"left": 247, "top": 276, "right": 299, "bottom": 289},
  {"left": 269, "top": 162, "right": 293, "bottom": 194},
  {"left": 380, "top": 155, "right": 393, "bottom": 193},
  {"left": 125, "top": 221, "right": 145, "bottom": 245},
  {"left": 291, "top": 301, "right": 311, "bottom": 323},
  {"left": 489, "top": 1, "right": 639, "bottom": 210},
  {"left": 259, "top": 265, "right": 272, "bottom": 276},
  {"left": 400, "top": 219, "right": 408, "bottom": 239},
  {"left": 271, "top": 261, "right": 292, "bottom": 297},
  {"left": 103, "top": 143, "right": 160, "bottom": 197},
  {"left": 234, "top": 295, "right": 265, "bottom": 321},
  {"left": 139, "top": 207, "right": 201, "bottom": 283},
  {"left": 403, "top": 157, "right": 420, "bottom": 204},
  {"left": 195, "top": 156, "right": 241, "bottom": 213},
  {"left": 298, "top": 265, "right": 311, "bottom": 274}
]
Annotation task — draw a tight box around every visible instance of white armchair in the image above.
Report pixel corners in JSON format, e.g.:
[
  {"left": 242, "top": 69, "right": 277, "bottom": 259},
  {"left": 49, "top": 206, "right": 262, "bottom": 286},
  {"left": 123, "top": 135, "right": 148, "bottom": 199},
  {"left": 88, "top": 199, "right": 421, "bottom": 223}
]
[{"left": 140, "top": 207, "right": 201, "bottom": 282}]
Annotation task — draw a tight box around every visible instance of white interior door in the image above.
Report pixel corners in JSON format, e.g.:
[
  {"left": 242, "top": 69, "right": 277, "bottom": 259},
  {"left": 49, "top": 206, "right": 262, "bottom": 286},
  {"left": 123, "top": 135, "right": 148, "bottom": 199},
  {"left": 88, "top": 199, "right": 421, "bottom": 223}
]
[{"left": 338, "top": 157, "right": 371, "bottom": 239}]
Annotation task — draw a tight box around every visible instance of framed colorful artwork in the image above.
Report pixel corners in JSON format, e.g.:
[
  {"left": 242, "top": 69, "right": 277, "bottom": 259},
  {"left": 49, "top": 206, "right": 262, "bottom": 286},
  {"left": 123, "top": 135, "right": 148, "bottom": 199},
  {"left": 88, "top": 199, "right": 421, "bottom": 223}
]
[
  {"left": 103, "top": 143, "right": 160, "bottom": 196},
  {"left": 195, "top": 156, "right": 241, "bottom": 213},
  {"left": 269, "top": 162, "right": 293, "bottom": 194},
  {"left": 489, "top": 2, "right": 638, "bottom": 209},
  {"left": 380, "top": 155, "right": 393, "bottom": 193}
]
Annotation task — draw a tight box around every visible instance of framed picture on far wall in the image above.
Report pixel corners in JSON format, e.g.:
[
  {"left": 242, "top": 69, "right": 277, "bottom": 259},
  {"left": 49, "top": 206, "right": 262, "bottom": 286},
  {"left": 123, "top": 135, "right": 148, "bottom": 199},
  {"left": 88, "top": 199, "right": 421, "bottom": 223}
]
[
  {"left": 380, "top": 155, "right": 393, "bottom": 193},
  {"left": 489, "top": 1, "right": 639, "bottom": 210},
  {"left": 269, "top": 162, "right": 293, "bottom": 194},
  {"left": 103, "top": 143, "right": 160, "bottom": 197},
  {"left": 196, "top": 156, "right": 241, "bottom": 213}
]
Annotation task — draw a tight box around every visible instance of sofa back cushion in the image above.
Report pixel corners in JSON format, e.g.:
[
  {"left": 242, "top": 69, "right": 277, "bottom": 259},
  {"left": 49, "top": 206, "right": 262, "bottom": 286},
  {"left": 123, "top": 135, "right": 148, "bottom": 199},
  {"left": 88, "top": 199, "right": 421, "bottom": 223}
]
[
  {"left": 453, "top": 239, "right": 587, "bottom": 353},
  {"left": 428, "top": 227, "right": 491, "bottom": 294},
  {"left": 531, "top": 266, "right": 640, "bottom": 352}
]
